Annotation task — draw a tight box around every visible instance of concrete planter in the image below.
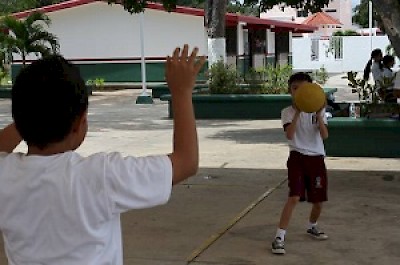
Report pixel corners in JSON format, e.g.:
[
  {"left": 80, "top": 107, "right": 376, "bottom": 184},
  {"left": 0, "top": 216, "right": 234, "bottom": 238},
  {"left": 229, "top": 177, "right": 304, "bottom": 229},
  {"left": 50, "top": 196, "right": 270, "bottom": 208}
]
[
  {"left": 325, "top": 117, "right": 400, "bottom": 158},
  {"left": 151, "top": 83, "right": 209, "bottom": 98},
  {"left": 0, "top": 86, "right": 12, "bottom": 98},
  {"left": 160, "top": 88, "right": 337, "bottom": 120}
]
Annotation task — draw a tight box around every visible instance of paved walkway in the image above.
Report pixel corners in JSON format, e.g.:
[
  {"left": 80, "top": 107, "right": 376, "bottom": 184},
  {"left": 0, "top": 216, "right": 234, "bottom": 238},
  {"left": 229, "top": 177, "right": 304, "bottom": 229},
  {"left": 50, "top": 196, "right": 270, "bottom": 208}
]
[{"left": 0, "top": 76, "right": 399, "bottom": 264}]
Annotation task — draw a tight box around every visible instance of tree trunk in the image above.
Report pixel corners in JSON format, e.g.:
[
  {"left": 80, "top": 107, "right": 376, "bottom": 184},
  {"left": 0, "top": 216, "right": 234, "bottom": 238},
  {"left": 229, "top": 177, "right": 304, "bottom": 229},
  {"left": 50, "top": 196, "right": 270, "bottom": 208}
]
[
  {"left": 22, "top": 53, "right": 26, "bottom": 67},
  {"left": 205, "top": 0, "right": 227, "bottom": 66},
  {"left": 372, "top": 0, "right": 400, "bottom": 57}
]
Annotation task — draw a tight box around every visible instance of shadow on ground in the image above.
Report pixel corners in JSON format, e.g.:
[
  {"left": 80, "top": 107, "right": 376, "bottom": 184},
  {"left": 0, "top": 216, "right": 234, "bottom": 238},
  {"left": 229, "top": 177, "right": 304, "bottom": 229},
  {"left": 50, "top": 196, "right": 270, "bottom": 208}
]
[
  {"left": 0, "top": 168, "right": 398, "bottom": 265},
  {"left": 208, "top": 128, "right": 286, "bottom": 144}
]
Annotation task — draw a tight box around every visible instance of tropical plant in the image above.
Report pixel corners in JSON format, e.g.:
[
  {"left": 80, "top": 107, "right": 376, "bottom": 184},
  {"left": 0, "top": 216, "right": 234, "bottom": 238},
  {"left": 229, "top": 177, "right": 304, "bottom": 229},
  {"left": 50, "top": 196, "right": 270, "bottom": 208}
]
[
  {"left": 0, "top": 47, "right": 7, "bottom": 84},
  {"left": 312, "top": 65, "right": 329, "bottom": 85},
  {"left": 0, "top": 12, "right": 59, "bottom": 66},
  {"left": 208, "top": 60, "right": 239, "bottom": 94},
  {"left": 346, "top": 71, "right": 400, "bottom": 117},
  {"left": 86, "top": 77, "right": 106, "bottom": 90},
  {"left": 256, "top": 64, "right": 292, "bottom": 94},
  {"left": 346, "top": 71, "right": 378, "bottom": 102}
]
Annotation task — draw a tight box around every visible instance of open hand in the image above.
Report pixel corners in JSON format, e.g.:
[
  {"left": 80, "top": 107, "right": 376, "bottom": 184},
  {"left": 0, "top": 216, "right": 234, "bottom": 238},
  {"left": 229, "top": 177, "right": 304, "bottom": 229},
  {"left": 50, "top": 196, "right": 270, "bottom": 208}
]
[{"left": 165, "top": 44, "right": 206, "bottom": 96}]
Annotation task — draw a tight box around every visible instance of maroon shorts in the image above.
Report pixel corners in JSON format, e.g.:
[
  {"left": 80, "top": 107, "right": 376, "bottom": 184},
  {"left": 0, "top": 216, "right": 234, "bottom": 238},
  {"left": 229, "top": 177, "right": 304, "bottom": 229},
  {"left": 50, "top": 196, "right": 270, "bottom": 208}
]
[{"left": 287, "top": 151, "right": 328, "bottom": 203}]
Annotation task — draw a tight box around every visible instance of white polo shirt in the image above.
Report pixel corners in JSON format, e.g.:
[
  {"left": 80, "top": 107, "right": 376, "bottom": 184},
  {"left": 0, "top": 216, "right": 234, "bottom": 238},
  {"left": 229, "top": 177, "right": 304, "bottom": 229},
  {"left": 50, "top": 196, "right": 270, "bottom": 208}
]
[{"left": 281, "top": 106, "right": 327, "bottom": 156}]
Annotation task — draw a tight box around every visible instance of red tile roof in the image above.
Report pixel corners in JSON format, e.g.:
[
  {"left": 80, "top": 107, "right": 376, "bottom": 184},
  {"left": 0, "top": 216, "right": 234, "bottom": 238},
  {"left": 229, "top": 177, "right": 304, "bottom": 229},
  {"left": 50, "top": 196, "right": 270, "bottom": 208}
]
[{"left": 302, "top": 12, "right": 342, "bottom": 26}]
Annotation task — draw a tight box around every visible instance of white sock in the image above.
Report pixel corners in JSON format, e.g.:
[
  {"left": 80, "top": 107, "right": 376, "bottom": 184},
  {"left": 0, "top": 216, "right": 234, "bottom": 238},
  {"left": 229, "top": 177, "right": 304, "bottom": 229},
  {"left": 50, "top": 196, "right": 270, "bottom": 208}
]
[
  {"left": 275, "top": 228, "right": 286, "bottom": 241},
  {"left": 308, "top": 222, "right": 317, "bottom": 230}
]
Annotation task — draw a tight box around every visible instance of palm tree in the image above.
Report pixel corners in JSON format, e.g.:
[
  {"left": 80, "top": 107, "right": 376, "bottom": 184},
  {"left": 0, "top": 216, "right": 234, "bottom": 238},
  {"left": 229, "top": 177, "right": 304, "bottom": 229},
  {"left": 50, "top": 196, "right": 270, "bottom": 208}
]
[{"left": 0, "top": 12, "right": 59, "bottom": 67}]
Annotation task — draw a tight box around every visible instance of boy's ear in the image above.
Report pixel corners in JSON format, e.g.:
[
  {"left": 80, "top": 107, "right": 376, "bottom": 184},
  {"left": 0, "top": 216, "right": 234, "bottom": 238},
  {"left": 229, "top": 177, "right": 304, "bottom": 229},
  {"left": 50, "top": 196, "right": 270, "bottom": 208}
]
[{"left": 71, "top": 111, "right": 87, "bottom": 133}]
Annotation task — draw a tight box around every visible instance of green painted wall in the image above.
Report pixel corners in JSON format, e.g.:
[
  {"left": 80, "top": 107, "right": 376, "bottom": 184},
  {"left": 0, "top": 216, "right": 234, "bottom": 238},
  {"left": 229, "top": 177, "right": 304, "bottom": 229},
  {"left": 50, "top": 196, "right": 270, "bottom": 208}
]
[
  {"left": 12, "top": 61, "right": 208, "bottom": 83},
  {"left": 325, "top": 117, "right": 400, "bottom": 158}
]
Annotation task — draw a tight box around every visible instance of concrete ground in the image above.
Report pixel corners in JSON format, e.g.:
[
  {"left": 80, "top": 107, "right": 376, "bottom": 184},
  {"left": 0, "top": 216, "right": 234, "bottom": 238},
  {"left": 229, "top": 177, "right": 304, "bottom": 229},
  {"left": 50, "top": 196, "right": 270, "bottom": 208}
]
[{"left": 0, "top": 75, "right": 399, "bottom": 264}]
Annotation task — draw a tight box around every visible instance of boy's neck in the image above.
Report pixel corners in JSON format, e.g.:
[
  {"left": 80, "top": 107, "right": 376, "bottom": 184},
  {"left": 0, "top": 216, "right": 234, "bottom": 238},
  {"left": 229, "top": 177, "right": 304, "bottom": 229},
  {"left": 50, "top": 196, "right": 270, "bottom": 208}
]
[{"left": 28, "top": 142, "right": 74, "bottom": 156}]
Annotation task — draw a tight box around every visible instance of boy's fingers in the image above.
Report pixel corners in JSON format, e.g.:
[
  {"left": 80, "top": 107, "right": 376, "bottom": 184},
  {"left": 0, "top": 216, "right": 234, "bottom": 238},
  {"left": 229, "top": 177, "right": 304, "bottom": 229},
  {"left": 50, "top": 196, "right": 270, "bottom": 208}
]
[
  {"left": 172, "top": 47, "right": 180, "bottom": 60},
  {"left": 181, "top": 44, "right": 189, "bottom": 60},
  {"left": 165, "top": 56, "right": 171, "bottom": 79},
  {"left": 194, "top": 56, "right": 206, "bottom": 73},
  {"left": 188, "top": 47, "right": 199, "bottom": 64}
]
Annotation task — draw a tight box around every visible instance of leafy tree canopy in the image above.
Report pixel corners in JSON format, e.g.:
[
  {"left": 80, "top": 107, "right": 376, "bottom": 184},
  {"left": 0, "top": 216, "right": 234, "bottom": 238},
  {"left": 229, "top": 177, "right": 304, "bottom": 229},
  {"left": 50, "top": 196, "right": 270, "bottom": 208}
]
[
  {"left": 352, "top": 0, "right": 381, "bottom": 28},
  {"left": 1, "top": 0, "right": 331, "bottom": 15},
  {"left": 108, "top": 0, "right": 331, "bottom": 14},
  {"left": 0, "top": 0, "right": 65, "bottom": 15}
]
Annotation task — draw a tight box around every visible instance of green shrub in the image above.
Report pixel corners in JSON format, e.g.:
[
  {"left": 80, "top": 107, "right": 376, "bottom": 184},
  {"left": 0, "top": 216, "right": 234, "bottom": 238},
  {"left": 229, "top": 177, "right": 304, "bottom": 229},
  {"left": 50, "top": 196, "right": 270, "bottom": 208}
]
[
  {"left": 256, "top": 64, "right": 292, "bottom": 94},
  {"left": 86, "top": 77, "right": 105, "bottom": 90},
  {"left": 208, "top": 61, "right": 239, "bottom": 94},
  {"left": 0, "top": 49, "right": 8, "bottom": 85},
  {"left": 206, "top": 62, "right": 292, "bottom": 94},
  {"left": 312, "top": 66, "right": 329, "bottom": 85}
]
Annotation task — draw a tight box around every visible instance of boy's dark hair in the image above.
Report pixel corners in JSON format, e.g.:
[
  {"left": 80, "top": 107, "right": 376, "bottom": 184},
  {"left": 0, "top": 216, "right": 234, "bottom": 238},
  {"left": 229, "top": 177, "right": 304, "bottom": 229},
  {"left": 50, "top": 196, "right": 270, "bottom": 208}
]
[
  {"left": 382, "top": 55, "right": 395, "bottom": 68},
  {"left": 288, "top": 72, "right": 313, "bottom": 87},
  {"left": 12, "top": 55, "right": 88, "bottom": 149}
]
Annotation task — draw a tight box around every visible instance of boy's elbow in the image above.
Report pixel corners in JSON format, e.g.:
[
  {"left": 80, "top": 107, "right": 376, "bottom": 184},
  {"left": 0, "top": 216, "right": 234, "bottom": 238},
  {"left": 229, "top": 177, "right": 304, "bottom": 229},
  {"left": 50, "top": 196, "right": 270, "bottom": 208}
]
[
  {"left": 286, "top": 133, "right": 294, "bottom": 140},
  {"left": 171, "top": 155, "right": 199, "bottom": 185},
  {"left": 187, "top": 157, "right": 199, "bottom": 176},
  {"left": 320, "top": 131, "right": 328, "bottom": 140}
]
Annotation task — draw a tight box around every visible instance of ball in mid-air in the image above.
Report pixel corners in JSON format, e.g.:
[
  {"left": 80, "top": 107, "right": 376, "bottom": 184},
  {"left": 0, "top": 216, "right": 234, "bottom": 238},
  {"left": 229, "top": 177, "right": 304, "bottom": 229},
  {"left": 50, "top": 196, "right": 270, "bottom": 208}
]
[{"left": 294, "top": 83, "right": 325, "bottom": 113}]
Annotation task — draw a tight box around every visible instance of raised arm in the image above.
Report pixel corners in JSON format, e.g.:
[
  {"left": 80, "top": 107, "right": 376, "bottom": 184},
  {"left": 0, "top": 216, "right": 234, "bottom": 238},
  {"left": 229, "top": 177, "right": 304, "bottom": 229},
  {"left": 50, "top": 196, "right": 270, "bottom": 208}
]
[
  {"left": 317, "top": 107, "right": 329, "bottom": 140},
  {"left": 166, "top": 45, "right": 205, "bottom": 185},
  {"left": 0, "top": 123, "right": 22, "bottom": 153}
]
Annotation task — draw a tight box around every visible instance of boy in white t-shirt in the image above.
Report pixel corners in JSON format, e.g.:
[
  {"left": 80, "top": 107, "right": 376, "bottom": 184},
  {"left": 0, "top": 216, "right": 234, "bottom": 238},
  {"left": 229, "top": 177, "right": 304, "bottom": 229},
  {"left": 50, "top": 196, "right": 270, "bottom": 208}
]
[
  {"left": 272, "top": 72, "right": 329, "bottom": 255},
  {"left": 0, "top": 44, "right": 205, "bottom": 265}
]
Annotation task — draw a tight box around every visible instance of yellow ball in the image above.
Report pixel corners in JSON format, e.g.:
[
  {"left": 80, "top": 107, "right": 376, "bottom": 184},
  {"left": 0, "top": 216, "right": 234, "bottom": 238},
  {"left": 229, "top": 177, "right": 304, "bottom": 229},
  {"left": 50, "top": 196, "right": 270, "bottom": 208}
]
[{"left": 294, "top": 83, "right": 325, "bottom": 113}]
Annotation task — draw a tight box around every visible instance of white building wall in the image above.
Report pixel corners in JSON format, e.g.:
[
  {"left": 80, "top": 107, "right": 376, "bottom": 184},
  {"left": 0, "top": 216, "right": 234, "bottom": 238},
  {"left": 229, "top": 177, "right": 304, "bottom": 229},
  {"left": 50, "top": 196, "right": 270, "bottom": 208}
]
[
  {"left": 293, "top": 36, "right": 394, "bottom": 73},
  {"left": 20, "top": 1, "right": 207, "bottom": 61},
  {"left": 260, "top": 5, "right": 298, "bottom": 22},
  {"left": 323, "top": 0, "right": 352, "bottom": 30},
  {"left": 266, "top": 29, "right": 275, "bottom": 55}
]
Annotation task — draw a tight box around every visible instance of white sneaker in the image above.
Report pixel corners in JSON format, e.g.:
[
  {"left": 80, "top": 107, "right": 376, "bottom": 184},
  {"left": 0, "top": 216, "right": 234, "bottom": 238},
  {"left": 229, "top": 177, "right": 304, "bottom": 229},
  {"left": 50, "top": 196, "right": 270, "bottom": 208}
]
[
  {"left": 307, "top": 226, "right": 328, "bottom": 240},
  {"left": 271, "top": 237, "right": 286, "bottom": 254}
]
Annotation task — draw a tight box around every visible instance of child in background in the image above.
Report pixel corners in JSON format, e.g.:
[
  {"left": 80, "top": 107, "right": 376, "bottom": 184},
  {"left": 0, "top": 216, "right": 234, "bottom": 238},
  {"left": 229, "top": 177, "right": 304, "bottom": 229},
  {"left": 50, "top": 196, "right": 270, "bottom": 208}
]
[
  {"left": 363, "top": 48, "right": 383, "bottom": 85},
  {"left": 380, "top": 55, "right": 396, "bottom": 102}
]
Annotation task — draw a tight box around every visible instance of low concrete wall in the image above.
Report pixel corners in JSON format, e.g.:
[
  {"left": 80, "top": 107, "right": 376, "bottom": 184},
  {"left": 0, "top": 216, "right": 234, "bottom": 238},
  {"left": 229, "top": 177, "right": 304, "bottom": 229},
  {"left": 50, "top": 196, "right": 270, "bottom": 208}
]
[
  {"left": 160, "top": 88, "right": 337, "bottom": 120},
  {"left": 325, "top": 117, "right": 400, "bottom": 158}
]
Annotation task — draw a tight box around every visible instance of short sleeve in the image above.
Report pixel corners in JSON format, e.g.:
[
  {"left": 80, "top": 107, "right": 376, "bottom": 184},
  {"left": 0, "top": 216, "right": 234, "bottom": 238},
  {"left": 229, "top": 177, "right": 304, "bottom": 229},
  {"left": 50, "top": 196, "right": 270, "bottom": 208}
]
[
  {"left": 103, "top": 153, "right": 173, "bottom": 215},
  {"left": 281, "top": 107, "right": 294, "bottom": 127}
]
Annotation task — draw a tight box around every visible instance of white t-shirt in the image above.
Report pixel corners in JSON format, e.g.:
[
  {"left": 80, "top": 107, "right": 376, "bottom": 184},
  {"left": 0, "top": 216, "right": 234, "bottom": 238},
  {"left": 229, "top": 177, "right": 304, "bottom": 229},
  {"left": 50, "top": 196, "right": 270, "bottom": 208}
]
[
  {"left": 393, "top": 71, "right": 400, "bottom": 91},
  {"left": 381, "top": 68, "right": 395, "bottom": 90},
  {"left": 0, "top": 151, "right": 173, "bottom": 265},
  {"left": 281, "top": 106, "right": 327, "bottom": 156},
  {"left": 371, "top": 61, "right": 383, "bottom": 86}
]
